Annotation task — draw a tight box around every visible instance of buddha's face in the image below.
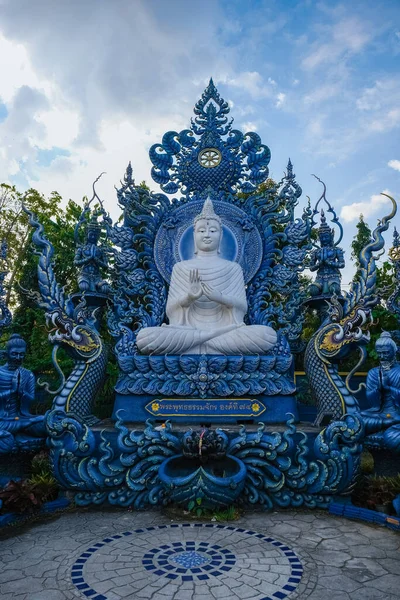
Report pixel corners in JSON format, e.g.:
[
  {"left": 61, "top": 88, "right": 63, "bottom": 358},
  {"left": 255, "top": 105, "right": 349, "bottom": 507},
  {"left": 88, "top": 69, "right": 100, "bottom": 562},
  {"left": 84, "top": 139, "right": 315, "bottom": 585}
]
[
  {"left": 194, "top": 218, "right": 221, "bottom": 253},
  {"left": 7, "top": 345, "right": 26, "bottom": 369},
  {"left": 376, "top": 342, "right": 396, "bottom": 369}
]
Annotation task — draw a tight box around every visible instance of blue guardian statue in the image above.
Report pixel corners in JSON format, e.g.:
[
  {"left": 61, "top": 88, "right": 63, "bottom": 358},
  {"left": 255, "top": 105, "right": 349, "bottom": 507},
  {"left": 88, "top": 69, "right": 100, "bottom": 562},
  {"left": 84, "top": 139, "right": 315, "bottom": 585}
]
[
  {"left": 0, "top": 334, "right": 45, "bottom": 453},
  {"left": 360, "top": 332, "right": 400, "bottom": 450},
  {"left": 308, "top": 210, "right": 345, "bottom": 297},
  {"left": 74, "top": 214, "right": 111, "bottom": 295}
]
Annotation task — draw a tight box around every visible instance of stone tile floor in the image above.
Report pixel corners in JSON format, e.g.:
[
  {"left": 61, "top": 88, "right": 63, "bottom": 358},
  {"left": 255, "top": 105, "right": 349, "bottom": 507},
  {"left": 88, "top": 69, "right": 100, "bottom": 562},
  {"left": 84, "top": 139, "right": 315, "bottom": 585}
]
[{"left": 0, "top": 508, "right": 399, "bottom": 600}]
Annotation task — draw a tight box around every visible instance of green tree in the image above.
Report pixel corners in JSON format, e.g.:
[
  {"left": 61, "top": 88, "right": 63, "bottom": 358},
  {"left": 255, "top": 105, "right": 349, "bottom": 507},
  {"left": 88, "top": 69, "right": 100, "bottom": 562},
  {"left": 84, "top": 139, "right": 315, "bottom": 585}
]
[
  {"left": 0, "top": 185, "right": 118, "bottom": 417},
  {"left": 0, "top": 188, "right": 84, "bottom": 399},
  {"left": 351, "top": 214, "right": 372, "bottom": 271}
]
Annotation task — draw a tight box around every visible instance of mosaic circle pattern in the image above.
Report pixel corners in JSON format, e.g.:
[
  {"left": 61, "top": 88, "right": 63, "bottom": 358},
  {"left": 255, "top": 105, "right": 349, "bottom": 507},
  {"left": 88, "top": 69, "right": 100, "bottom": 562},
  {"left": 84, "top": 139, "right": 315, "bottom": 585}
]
[
  {"left": 142, "top": 540, "right": 236, "bottom": 579},
  {"left": 71, "top": 523, "right": 304, "bottom": 600}
]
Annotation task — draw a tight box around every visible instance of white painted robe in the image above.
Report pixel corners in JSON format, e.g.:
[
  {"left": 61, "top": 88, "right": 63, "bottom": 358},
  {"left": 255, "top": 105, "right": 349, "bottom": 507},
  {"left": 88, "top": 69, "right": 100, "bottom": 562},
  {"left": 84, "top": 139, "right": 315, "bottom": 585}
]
[{"left": 136, "top": 257, "right": 277, "bottom": 355}]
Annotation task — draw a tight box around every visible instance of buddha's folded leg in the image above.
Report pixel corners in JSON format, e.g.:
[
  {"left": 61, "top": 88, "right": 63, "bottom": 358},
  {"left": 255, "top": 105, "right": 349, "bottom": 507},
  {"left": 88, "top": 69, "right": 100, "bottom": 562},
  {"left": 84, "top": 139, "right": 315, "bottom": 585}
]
[
  {"left": 24, "top": 418, "right": 46, "bottom": 437},
  {"left": 136, "top": 326, "right": 204, "bottom": 354},
  {"left": 136, "top": 324, "right": 244, "bottom": 355},
  {"left": 0, "top": 419, "right": 27, "bottom": 434},
  {"left": 206, "top": 325, "right": 277, "bottom": 355},
  {"left": 362, "top": 413, "right": 400, "bottom": 435}
]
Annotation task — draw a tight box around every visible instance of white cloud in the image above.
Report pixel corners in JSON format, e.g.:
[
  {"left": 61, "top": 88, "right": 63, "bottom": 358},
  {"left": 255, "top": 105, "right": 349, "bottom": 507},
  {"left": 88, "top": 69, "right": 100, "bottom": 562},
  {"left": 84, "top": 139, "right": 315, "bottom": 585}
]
[
  {"left": 0, "top": 0, "right": 238, "bottom": 211},
  {"left": 304, "top": 84, "right": 340, "bottom": 105},
  {"left": 223, "top": 72, "right": 275, "bottom": 99},
  {"left": 0, "top": 33, "right": 49, "bottom": 102},
  {"left": 356, "top": 79, "right": 400, "bottom": 133},
  {"left": 357, "top": 79, "right": 400, "bottom": 111},
  {"left": 340, "top": 189, "right": 394, "bottom": 223},
  {"left": 389, "top": 159, "right": 400, "bottom": 172},
  {"left": 302, "top": 17, "right": 371, "bottom": 71},
  {"left": 240, "top": 121, "right": 258, "bottom": 133},
  {"left": 275, "top": 93, "right": 286, "bottom": 108}
]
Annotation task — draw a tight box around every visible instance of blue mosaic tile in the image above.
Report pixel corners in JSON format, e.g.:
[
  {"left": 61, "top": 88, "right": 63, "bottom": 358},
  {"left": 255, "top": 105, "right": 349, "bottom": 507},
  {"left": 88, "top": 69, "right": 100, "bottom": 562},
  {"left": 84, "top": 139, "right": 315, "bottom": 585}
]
[
  {"left": 171, "top": 551, "right": 210, "bottom": 568},
  {"left": 70, "top": 522, "right": 303, "bottom": 600}
]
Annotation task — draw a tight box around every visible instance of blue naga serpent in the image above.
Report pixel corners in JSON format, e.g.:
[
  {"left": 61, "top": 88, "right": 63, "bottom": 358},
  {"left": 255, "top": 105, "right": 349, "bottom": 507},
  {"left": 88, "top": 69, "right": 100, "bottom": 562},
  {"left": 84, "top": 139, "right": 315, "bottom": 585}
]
[
  {"left": 24, "top": 209, "right": 107, "bottom": 425},
  {"left": 305, "top": 194, "right": 397, "bottom": 424}
]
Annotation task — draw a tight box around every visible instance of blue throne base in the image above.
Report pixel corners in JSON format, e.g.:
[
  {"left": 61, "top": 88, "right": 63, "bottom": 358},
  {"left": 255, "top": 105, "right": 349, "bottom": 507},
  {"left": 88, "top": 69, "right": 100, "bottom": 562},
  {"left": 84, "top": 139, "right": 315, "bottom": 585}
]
[
  {"left": 112, "top": 393, "right": 299, "bottom": 424},
  {"left": 113, "top": 353, "right": 297, "bottom": 424}
]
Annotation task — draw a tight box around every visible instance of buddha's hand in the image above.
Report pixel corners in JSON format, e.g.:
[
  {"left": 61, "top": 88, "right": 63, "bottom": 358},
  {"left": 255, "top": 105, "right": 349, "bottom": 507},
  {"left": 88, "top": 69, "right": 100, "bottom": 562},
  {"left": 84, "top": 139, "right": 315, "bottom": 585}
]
[
  {"left": 10, "top": 372, "right": 19, "bottom": 393},
  {"left": 201, "top": 283, "right": 225, "bottom": 305},
  {"left": 188, "top": 269, "right": 203, "bottom": 301}
]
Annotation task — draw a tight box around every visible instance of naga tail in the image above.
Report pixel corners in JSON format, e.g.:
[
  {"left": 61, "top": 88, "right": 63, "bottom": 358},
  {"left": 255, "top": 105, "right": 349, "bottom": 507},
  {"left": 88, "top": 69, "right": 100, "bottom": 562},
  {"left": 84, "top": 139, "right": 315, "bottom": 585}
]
[
  {"left": 23, "top": 207, "right": 74, "bottom": 317},
  {"left": 345, "top": 194, "right": 397, "bottom": 313}
]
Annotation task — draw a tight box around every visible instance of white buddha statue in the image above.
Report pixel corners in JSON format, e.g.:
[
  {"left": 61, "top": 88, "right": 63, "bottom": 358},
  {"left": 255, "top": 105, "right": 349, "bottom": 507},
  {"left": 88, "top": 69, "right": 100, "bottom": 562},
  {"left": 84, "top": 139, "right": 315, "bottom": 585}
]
[{"left": 136, "top": 198, "right": 277, "bottom": 355}]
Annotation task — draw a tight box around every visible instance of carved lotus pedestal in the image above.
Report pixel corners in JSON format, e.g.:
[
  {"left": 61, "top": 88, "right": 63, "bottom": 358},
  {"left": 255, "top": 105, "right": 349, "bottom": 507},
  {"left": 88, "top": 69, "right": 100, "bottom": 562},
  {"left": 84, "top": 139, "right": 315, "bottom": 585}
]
[{"left": 113, "top": 349, "right": 298, "bottom": 425}]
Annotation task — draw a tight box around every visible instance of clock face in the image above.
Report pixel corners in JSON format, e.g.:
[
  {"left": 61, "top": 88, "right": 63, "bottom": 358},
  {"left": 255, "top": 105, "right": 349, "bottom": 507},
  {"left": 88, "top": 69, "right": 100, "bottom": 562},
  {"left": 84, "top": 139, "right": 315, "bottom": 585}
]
[{"left": 198, "top": 148, "right": 222, "bottom": 168}]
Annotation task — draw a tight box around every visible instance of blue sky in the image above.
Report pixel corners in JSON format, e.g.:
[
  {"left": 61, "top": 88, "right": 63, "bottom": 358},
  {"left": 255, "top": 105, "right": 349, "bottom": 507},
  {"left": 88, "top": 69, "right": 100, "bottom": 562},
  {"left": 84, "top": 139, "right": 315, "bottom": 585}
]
[{"left": 0, "top": 0, "right": 399, "bottom": 284}]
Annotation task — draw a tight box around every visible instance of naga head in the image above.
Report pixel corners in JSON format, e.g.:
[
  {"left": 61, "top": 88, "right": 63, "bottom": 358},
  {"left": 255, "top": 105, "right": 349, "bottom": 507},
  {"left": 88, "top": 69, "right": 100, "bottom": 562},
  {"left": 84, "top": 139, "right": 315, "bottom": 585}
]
[
  {"left": 46, "top": 306, "right": 102, "bottom": 362},
  {"left": 318, "top": 299, "right": 371, "bottom": 362}
]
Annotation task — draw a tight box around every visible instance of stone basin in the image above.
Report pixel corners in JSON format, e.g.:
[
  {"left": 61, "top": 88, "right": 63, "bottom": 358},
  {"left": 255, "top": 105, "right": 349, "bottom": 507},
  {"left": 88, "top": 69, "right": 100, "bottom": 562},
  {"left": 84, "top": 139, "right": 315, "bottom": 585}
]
[{"left": 158, "top": 454, "right": 247, "bottom": 508}]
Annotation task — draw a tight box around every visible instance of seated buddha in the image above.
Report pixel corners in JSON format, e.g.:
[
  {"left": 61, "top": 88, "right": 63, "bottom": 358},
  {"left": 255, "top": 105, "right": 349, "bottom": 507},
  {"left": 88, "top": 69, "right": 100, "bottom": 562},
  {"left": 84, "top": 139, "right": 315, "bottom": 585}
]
[{"left": 136, "top": 198, "right": 277, "bottom": 355}]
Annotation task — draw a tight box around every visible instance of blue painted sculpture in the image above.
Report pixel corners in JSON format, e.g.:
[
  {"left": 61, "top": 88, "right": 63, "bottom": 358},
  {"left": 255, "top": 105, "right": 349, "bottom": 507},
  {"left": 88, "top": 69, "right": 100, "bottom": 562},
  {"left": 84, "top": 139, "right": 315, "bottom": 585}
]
[
  {"left": 149, "top": 78, "right": 271, "bottom": 196},
  {"left": 309, "top": 210, "right": 345, "bottom": 297},
  {"left": 46, "top": 409, "right": 364, "bottom": 510},
  {"left": 0, "top": 334, "right": 45, "bottom": 454},
  {"left": 24, "top": 210, "right": 107, "bottom": 426},
  {"left": 0, "top": 240, "right": 12, "bottom": 334},
  {"left": 108, "top": 81, "right": 314, "bottom": 423},
  {"left": 387, "top": 227, "right": 400, "bottom": 323},
  {"left": 21, "top": 79, "right": 399, "bottom": 510},
  {"left": 360, "top": 332, "right": 400, "bottom": 452},
  {"left": 361, "top": 229, "right": 400, "bottom": 452},
  {"left": 74, "top": 211, "right": 111, "bottom": 295},
  {"left": 136, "top": 198, "right": 278, "bottom": 356},
  {"left": 305, "top": 194, "right": 397, "bottom": 424}
]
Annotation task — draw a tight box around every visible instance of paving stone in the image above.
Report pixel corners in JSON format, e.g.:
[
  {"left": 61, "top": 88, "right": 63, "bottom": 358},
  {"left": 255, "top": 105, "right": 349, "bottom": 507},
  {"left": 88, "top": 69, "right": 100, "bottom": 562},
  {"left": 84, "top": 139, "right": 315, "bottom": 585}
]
[
  {"left": 368, "top": 574, "right": 400, "bottom": 594},
  {"left": 308, "top": 591, "right": 351, "bottom": 600},
  {"left": 349, "top": 588, "right": 389, "bottom": 600},
  {"left": 29, "top": 591, "right": 68, "bottom": 600},
  {"left": 314, "top": 549, "right": 353, "bottom": 567},
  {"left": 0, "top": 569, "right": 24, "bottom": 583},
  {"left": 350, "top": 545, "right": 388, "bottom": 559},
  {"left": 376, "top": 557, "right": 400, "bottom": 574},
  {"left": 1, "top": 509, "right": 399, "bottom": 599},
  {"left": 317, "top": 573, "right": 363, "bottom": 592},
  {"left": 1, "top": 576, "right": 46, "bottom": 594}
]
